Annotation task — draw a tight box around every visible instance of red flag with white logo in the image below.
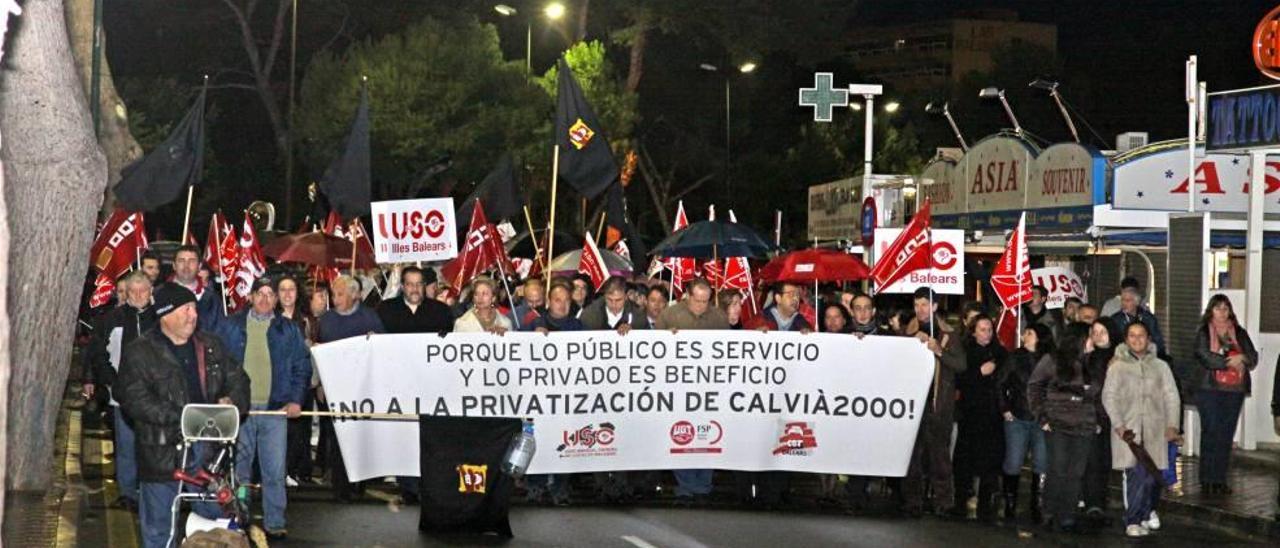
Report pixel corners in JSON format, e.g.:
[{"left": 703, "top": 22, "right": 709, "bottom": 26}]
[
  {"left": 578, "top": 232, "right": 609, "bottom": 290},
  {"left": 721, "top": 210, "right": 754, "bottom": 302},
  {"left": 996, "top": 307, "right": 1020, "bottom": 351},
  {"left": 990, "top": 212, "right": 1032, "bottom": 309},
  {"left": 205, "top": 212, "right": 238, "bottom": 283},
  {"left": 656, "top": 201, "right": 696, "bottom": 297},
  {"left": 441, "top": 199, "right": 514, "bottom": 290},
  {"left": 231, "top": 211, "right": 267, "bottom": 310},
  {"left": 87, "top": 209, "right": 147, "bottom": 308},
  {"left": 869, "top": 199, "right": 932, "bottom": 291}
]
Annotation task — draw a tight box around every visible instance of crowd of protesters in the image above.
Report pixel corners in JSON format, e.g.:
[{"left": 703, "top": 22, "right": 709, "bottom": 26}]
[{"left": 78, "top": 241, "right": 1280, "bottom": 545}]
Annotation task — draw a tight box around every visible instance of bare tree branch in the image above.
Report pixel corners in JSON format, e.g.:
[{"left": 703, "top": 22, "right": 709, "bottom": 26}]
[
  {"left": 672, "top": 173, "right": 714, "bottom": 201},
  {"left": 261, "top": 0, "right": 291, "bottom": 80}
]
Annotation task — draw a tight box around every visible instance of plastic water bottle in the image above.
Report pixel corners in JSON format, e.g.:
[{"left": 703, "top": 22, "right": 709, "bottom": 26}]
[{"left": 501, "top": 420, "right": 536, "bottom": 478}]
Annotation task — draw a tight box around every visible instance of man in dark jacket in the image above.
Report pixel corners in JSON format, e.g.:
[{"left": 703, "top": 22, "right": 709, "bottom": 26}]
[
  {"left": 747, "top": 282, "right": 814, "bottom": 332},
  {"left": 169, "top": 245, "right": 224, "bottom": 331},
  {"left": 82, "top": 271, "right": 156, "bottom": 511},
  {"left": 579, "top": 276, "right": 644, "bottom": 333},
  {"left": 1111, "top": 287, "right": 1167, "bottom": 358},
  {"left": 846, "top": 293, "right": 887, "bottom": 511},
  {"left": 523, "top": 280, "right": 582, "bottom": 505},
  {"left": 898, "top": 287, "right": 967, "bottom": 517},
  {"left": 509, "top": 277, "right": 546, "bottom": 328},
  {"left": 212, "top": 276, "right": 310, "bottom": 540},
  {"left": 376, "top": 266, "right": 452, "bottom": 503},
  {"left": 1022, "top": 285, "right": 1064, "bottom": 339},
  {"left": 116, "top": 284, "right": 250, "bottom": 548}
]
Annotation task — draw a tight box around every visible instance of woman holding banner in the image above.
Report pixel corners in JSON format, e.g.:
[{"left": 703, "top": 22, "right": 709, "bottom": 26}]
[{"left": 454, "top": 277, "right": 512, "bottom": 334}]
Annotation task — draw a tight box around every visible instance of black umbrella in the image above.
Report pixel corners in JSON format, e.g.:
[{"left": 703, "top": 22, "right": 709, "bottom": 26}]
[{"left": 650, "top": 219, "right": 775, "bottom": 259}]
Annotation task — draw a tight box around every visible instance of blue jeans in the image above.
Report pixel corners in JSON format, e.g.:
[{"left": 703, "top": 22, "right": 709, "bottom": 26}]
[
  {"left": 1002, "top": 419, "right": 1047, "bottom": 475},
  {"left": 114, "top": 407, "right": 138, "bottom": 502},
  {"left": 1197, "top": 389, "right": 1244, "bottom": 484},
  {"left": 138, "top": 445, "right": 221, "bottom": 548},
  {"left": 673, "top": 469, "right": 713, "bottom": 497},
  {"left": 236, "top": 406, "right": 288, "bottom": 531},
  {"left": 1123, "top": 465, "right": 1160, "bottom": 526}
]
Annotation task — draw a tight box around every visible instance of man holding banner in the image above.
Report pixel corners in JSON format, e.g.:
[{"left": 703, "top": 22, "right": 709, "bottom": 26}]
[{"left": 897, "top": 287, "right": 966, "bottom": 518}]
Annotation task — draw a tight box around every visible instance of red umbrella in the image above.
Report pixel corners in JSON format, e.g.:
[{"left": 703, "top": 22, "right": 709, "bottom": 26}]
[
  {"left": 261, "top": 231, "right": 377, "bottom": 270},
  {"left": 758, "top": 249, "right": 871, "bottom": 283}
]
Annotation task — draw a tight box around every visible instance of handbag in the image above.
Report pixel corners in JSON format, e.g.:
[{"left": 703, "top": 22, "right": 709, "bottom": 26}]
[{"left": 1213, "top": 332, "right": 1243, "bottom": 387}]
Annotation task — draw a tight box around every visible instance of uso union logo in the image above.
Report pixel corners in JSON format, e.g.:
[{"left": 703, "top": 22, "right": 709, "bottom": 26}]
[
  {"left": 931, "top": 241, "right": 958, "bottom": 270},
  {"left": 555, "top": 422, "right": 617, "bottom": 458},
  {"left": 669, "top": 420, "right": 724, "bottom": 454}
]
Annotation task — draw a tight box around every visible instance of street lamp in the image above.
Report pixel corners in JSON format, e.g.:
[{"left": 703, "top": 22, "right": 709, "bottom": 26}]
[
  {"left": 883, "top": 100, "right": 901, "bottom": 113},
  {"left": 979, "top": 87, "right": 1023, "bottom": 137},
  {"left": 544, "top": 2, "right": 565, "bottom": 20},
  {"left": 1028, "top": 78, "right": 1080, "bottom": 143},
  {"left": 700, "top": 61, "right": 758, "bottom": 204},
  {"left": 495, "top": 3, "right": 567, "bottom": 74},
  {"left": 925, "top": 101, "right": 969, "bottom": 151},
  {"left": 849, "top": 83, "right": 883, "bottom": 200}
]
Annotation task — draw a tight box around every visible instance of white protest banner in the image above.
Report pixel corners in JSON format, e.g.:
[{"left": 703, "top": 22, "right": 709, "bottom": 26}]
[
  {"left": 312, "top": 331, "right": 934, "bottom": 481},
  {"left": 873, "top": 228, "right": 965, "bottom": 294},
  {"left": 1031, "top": 266, "right": 1086, "bottom": 309},
  {"left": 369, "top": 198, "right": 458, "bottom": 263}
]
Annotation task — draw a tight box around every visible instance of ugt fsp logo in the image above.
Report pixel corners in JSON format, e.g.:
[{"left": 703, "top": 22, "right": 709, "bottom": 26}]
[
  {"left": 456, "top": 464, "right": 487, "bottom": 494},
  {"left": 772, "top": 421, "right": 818, "bottom": 456}
]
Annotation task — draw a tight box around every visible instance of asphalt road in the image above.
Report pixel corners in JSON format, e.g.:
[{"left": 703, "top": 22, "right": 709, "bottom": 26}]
[{"left": 282, "top": 486, "right": 1266, "bottom": 548}]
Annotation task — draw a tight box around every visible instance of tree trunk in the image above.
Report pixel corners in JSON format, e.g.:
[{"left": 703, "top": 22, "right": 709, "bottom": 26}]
[
  {"left": 625, "top": 24, "right": 647, "bottom": 94},
  {"left": 0, "top": 0, "right": 109, "bottom": 490},
  {"left": 0, "top": 127, "right": 11, "bottom": 537},
  {"left": 64, "top": 0, "right": 143, "bottom": 221},
  {"left": 575, "top": 0, "right": 589, "bottom": 42}
]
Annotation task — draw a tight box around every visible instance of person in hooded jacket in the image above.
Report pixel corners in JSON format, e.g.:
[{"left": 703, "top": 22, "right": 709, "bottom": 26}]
[
  {"left": 953, "top": 314, "right": 1008, "bottom": 522},
  {"left": 1029, "top": 323, "right": 1100, "bottom": 533},
  {"left": 998, "top": 323, "right": 1053, "bottom": 523}
]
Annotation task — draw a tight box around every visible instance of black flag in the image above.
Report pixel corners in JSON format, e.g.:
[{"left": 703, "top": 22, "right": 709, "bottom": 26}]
[
  {"left": 114, "top": 83, "right": 206, "bottom": 212},
  {"left": 554, "top": 57, "right": 619, "bottom": 200},
  {"left": 319, "top": 84, "right": 371, "bottom": 220},
  {"left": 418, "top": 416, "right": 522, "bottom": 537},
  {"left": 457, "top": 153, "right": 521, "bottom": 234}
]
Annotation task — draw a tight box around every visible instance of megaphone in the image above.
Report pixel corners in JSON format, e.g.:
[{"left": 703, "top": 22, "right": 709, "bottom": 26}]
[{"left": 180, "top": 404, "right": 240, "bottom": 443}]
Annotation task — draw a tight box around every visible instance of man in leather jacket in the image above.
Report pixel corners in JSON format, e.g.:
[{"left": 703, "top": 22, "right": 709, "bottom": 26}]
[{"left": 117, "top": 283, "right": 250, "bottom": 548}]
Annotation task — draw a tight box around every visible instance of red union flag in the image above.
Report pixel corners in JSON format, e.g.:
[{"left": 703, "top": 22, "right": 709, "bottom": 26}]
[
  {"left": 441, "top": 199, "right": 513, "bottom": 289},
  {"left": 205, "top": 212, "right": 238, "bottom": 282},
  {"left": 661, "top": 201, "right": 696, "bottom": 296},
  {"left": 87, "top": 209, "right": 148, "bottom": 307},
  {"left": 231, "top": 211, "right": 267, "bottom": 310},
  {"left": 990, "top": 212, "right": 1032, "bottom": 308},
  {"left": 870, "top": 199, "right": 932, "bottom": 291},
  {"left": 578, "top": 232, "right": 609, "bottom": 290},
  {"left": 996, "top": 307, "right": 1020, "bottom": 351}
]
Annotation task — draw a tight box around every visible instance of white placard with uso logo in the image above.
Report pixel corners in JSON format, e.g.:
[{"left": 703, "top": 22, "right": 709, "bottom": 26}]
[
  {"left": 369, "top": 198, "right": 458, "bottom": 264},
  {"left": 312, "top": 331, "right": 935, "bottom": 480},
  {"left": 873, "top": 228, "right": 966, "bottom": 294},
  {"left": 1030, "top": 267, "right": 1086, "bottom": 309}
]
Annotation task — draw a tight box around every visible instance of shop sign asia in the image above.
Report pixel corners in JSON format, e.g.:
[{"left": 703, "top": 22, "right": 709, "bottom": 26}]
[
  {"left": 1112, "top": 146, "right": 1280, "bottom": 214},
  {"left": 919, "top": 137, "right": 1104, "bottom": 231},
  {"left": 369, "top": 198, "right": 458, "bottom": 263},
  {"left": 872, "top": 228, "right": 965, "bottom": 294}
]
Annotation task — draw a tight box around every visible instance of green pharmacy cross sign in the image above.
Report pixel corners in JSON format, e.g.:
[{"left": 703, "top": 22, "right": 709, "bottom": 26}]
[{"left": 799, "top": 72, "right": 848, "bottom": 122}]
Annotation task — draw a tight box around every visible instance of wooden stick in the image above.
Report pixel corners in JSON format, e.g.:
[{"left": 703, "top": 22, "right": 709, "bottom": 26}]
[
  {"left": 595, "top": 210, "right": 607, "bottom": 247},
  {"left": 249, "top": 410, "right": 418, "bottom": 420},
  {"left": 215, "top": 213, "right": 228, "bottom": 316},
  {"left": 348, "top": 220, "right": 358, "bottom": 277},
  {"left": 181, "top": 186, "right": 196, "bottom": 244},
  {"left": 522, "top": 205, "right": 546, "bottom": 273},
  {"left": 545, "top": 145, "right": 560, "bottom": 287}
]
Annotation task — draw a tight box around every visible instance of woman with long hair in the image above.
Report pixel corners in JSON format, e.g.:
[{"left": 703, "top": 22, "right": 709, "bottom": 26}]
[
  {"left": 1028, "top": 323, "right": 1099, "bottom": 532},
  {"left": 1193, "top": 294, "right": 1258, "bottom": 494},
  {"left": 953, "top": 314, "right": 1008, "bottom": 522},
  {"left": 1081, "top": 317, "right": 1121, "bottom": 525},
  {"left": 998, "top": 323, "right": 1053, "bottom": 523}
]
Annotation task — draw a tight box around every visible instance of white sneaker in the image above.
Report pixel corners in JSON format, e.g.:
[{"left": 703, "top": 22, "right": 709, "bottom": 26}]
[
  {"left": 1125, "top": 524, "right": 1150, "bottom": 537},
  {"left": 1142, "top": 511, "right": 1161, "bottom": 531},
  {"left": 286, "top": 475, "right": 299, "bottom": 488}
]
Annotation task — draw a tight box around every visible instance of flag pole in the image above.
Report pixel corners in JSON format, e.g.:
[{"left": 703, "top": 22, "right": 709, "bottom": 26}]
[
  {"left": 214, "top": 213, "right": 229, "bottom": 316},
  {"left": 493, "top": 255, "right": 520, "bottom": 329},
  {"left": 181, "top": 186, "right": 195, "bottom": 245},
  {"left": 545, "top": 145, "right": 560, "bottom": 287},
  {"left": 523, "top": 206, "right": 546, "bottom": 273},
  {"left": 595, "top": 211, "right": 607, "bottom": 247},
  {"left": 349, "top": 220, "right": 358, "bottom": 277}
]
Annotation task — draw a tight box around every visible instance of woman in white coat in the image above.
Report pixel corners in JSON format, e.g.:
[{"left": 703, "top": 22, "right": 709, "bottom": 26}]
[
  {"left": 453, "top": 277, "right": 512, "bottom": 334},
  {"left": 1101, "top": 321, "right": 1181, "bottom": 538}
]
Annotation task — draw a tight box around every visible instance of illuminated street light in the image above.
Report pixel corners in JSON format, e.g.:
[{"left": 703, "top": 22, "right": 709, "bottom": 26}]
[
  {"left": 884, "top": 101, "right": 900, "bottom": 113},
  {"left": 925, "top": 101, "right": 969, "bottom": 151},
  {"left": 494, "top": 4, "right": 517, "bottom": 16},
  {"left": 1029, "top": 78, "right": 1080, "bottom": 142},
  {"left": 979, "top": 86, "right": 1023, "bottom": 137},
  {"left": 544, "top": 2, "right": 565, "bottom": 20},
  {"left": 739, "top": 62, "right": 757, "bottom": 74}
]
